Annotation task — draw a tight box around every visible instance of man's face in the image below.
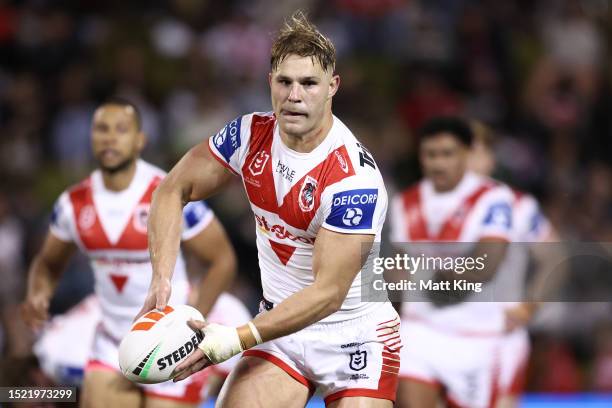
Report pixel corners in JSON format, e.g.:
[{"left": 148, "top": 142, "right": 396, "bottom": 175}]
[
  {"left": 420, "top": 133, "right": 468, "bottom": 192},
  {"left": 269, "top": 54, "right": 339, "bottom": 138},
  {"left": 91, "top": 104, "right": 144, "bottom": 173}
]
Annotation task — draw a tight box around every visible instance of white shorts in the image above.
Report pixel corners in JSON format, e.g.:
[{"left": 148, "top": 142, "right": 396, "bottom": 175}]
[
  {"left": 34, "top": 295, "right": 101, "bottom": 385},
  {"left": 498, "top": 329, "right": 529, "bottom": 396},
  {"left": 243, "top": 302, "right": 401, "bottom": 406},
  {"left": 399, "top": 319, "right": 502, "bottom": 408}
]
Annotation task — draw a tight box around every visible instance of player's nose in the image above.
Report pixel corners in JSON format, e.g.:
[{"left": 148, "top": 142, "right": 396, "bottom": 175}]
[{"left": 287, "top": 83, "right": 302, "bottom": 102}]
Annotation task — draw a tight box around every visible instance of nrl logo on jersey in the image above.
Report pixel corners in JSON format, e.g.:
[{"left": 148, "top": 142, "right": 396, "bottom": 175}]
[
  {"left": 249, "top": 150, "right": 270, "bottom": 176},
  {"left": 299, "top": 176, "right": 317, "bottom": 212}
]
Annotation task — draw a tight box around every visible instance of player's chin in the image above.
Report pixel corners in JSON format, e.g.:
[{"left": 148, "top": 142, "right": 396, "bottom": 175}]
[{"left": 279, "top": 120, "right": 310, "bottom": 137}]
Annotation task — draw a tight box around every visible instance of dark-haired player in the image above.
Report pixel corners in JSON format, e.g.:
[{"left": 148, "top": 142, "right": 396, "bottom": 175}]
[{"left": 390, "top": 117, "right": 514, "bottom": 408}]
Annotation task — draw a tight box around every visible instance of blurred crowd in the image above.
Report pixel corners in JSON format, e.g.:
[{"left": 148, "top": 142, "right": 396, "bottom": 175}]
[{"left": 0, "top": 0, "right": 611, "bottom": 394}]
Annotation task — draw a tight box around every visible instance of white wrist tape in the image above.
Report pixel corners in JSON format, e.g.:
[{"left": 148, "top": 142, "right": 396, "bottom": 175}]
[
  {"left": 197, "top": 323, "right": 243, "bottom": 364},
  {"left": 247, "top": 321, "right": 263, "bottom": 345}
]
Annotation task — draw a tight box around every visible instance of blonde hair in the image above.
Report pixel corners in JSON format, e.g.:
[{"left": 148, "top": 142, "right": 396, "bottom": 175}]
[{"left": 271, "top": 11, "right": 336, "bottom": 73}]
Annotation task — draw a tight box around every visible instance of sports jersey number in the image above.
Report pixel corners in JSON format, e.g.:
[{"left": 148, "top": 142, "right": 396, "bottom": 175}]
[{"left": 357, "top": 143, "right": 376, "bottom": 169}]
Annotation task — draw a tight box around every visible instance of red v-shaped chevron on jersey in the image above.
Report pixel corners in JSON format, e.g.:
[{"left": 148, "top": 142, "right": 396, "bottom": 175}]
[
  {"left": 70, "top": 176, "right": 162, "bottom": 251},
  {"left": 110, "top": 274, "right": 128, "bottom": 293},
  {"left": 268, "top": 240, "right": 297, "bottom": 265}
]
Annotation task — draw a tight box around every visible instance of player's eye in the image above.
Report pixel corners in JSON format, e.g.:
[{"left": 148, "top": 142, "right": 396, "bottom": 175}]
[{"left": 94, "top": 123, "right": 108, "bottom": 132}]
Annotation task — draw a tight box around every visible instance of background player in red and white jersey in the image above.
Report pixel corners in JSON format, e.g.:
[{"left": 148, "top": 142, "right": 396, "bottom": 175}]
[
  {"left": 389, "top": 117, "right": 515, "bottom": 408},
  {"left": 469, "top": 121, "right": 560, "bottom": 408},
  {"left": 140, "top": 13, "right": 401, "bottom": 408},
  {"left": 21, "top": 99, "right": 239, "bottom": 408}
]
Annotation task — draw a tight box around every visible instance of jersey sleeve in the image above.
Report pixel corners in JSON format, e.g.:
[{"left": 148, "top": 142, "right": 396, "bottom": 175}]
[
  {"left": 476, "top": 187, "right": 514, "bottom": 241},
  {"left": 319, "top": 175, "right": 388, "bottom": 236},
  {"left": 49, "top": 192, "right": 74, "bottom": 242},
  {"left": 516, "top": 195, "right": 552, "bottom": 242},
  {"left": 181, "top": 201, "right": 215, "bottom": 241},
  {"left": 208, "top": 114, "right": 252, "bottom": 176}
]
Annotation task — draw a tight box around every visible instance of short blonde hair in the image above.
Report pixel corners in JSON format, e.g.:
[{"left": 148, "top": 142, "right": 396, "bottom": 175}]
[{"left": 271, "top": 11, "right": 336, "bottom": 73}]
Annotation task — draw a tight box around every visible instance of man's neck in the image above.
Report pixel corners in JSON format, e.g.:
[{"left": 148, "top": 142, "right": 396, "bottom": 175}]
[
  {"left": 101, "top": 160, "right": 138, "bottom": 192},
  {"left": 280, "top": 111, "right": 333, "bottom": 153}
]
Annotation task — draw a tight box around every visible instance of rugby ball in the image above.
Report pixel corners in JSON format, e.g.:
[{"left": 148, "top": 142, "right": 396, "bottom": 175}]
[{"left": 119, "top": 305, "right": 204, "bottom": 384}]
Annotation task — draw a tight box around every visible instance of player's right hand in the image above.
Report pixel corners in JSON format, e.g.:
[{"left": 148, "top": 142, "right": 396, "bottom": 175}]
[
  {"left": 135, "top": 277, "right": 172, "bottom": 320},
  {"left": 21, "top": 293, "right": 50, "bottom": 330}
]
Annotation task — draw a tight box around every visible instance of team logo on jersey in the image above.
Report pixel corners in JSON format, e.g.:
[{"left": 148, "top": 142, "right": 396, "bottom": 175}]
[
  {"left": 213, "top": 117, "right": 242, "bottom": 163},
  {"left": 133, "top": 204, "right": 150, "bottom": 234},
  {"left": 335, "top": 150, "right": 349, "bottom": 173},
  {"left": 249, "top": 150, "right": 270, "bottom": 176},
  {"left": 349, "top": 350, "right": 368, "bottom": 371},
  {"left": 326, "top": 189, "right": 378, "bottom": 230},
  {"left": 298, "top": 176, "right": 318, "bottom": 212},
  {"left": 78, "top": 205, "right": 96, "bottom": 230}
]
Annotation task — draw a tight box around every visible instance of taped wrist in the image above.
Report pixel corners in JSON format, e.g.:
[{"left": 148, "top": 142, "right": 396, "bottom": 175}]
[{"left": 197, "top": 323, "right": 243, "bottom": 364}]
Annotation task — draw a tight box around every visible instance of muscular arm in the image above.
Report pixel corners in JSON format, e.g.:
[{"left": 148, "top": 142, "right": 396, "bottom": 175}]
[
  {"left": 182, "top": 217, "right": 237, "bottom": 316},
  {"left": 142, "top": 142, "right": 233, "bottom": 313},
  {"left": 22, "top": 233, "right": 76, "bottom": 328},
  {"left": 243, "top": 228, "right": 374, "bottom": 343},
  {"left": 172, "top": 229, "right": 376, "bottom": 380}
]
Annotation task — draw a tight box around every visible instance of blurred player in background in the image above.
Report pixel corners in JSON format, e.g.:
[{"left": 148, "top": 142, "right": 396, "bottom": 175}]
[
  {"left": 21, "top": 98, "right": 242, "bottom": 408},
  {"left": 469, "top": 121, "right": 561, "bottom": 408},
  {"left": 141, "top": 12, "right": 400, "bottom": 408},
  {"left": 390, "top": 117, "right": 514, "bottom": 408}
]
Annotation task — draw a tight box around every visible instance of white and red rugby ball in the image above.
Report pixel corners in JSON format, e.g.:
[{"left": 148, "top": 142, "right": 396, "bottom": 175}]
[{"left": 119, "top": 304, "right": 205, "bottom": 384}]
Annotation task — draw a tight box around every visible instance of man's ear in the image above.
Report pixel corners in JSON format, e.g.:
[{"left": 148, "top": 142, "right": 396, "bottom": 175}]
[
  {"left": 268, "top": 72, "right": 273, "bottom": 88},
  {"left": 137, "top": 131, "right": 147, "bottom": 151},
  {"left": 328, "top": 74, "right": 340, "bottom": 99}
]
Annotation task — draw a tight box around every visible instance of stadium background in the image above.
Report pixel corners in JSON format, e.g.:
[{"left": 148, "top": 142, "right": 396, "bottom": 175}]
[{"left": 0, "top": 0, "right": 611, "bottom": 405}]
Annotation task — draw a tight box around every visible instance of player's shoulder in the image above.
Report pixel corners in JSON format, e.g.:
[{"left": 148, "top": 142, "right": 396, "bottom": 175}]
[
  {"left": 510, "top": 188, "right": 538, "bottom": 208},
  {"left": 471, "top": 173, "right": 513, "bottom": 202},
  {"left": 332, "top": 118, "right": 383, "bottom": 184},
  {"left": 61, "top": 173, "right": 94, "bottom": 204}
]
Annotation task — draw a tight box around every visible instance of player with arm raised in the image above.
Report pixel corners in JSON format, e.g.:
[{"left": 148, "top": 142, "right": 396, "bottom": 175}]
[
  {"left": 141, "top": 12, "right": 400, "bottom": 408},
  {"left": 21, "top": 98, "right": 238, "bottom": 408}
]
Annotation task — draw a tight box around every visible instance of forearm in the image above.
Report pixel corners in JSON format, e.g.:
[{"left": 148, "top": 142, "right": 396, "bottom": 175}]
[
  {"left": 238, "top": 283, "right": 342, "bottom": 349},
  {"left": 148, "top": 184, "right": 184, "bottom": 282},
  {"left": 194, "top": 256, "right": 236, "bottom": 316},
  {"left": 27, "top": 256, "right": 62, "bottom": 298}
]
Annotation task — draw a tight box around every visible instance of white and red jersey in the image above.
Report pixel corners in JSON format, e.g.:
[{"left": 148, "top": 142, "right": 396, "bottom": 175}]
[
  {"left": 209, "top": 112, "right": 388, "bottom": 323},
  {"left": 49, "top": 160, "right": 214, "bottom": 340},
  {"left": 389, "top": 171, "right": 514, "bottom": 334}
]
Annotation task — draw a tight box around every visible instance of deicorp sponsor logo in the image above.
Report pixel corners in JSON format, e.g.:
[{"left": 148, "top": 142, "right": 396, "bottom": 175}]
[{"left": 326, "top": 189, "right": 378, "bottom": 230}]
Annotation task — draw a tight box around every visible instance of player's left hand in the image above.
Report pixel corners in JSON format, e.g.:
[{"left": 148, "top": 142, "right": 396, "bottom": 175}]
[
  {"left": 172, "top": 319, "right": 212, "bottom": 381},
  {"left": 172, "top": 319, "right": 244, "bottom": 382}
]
